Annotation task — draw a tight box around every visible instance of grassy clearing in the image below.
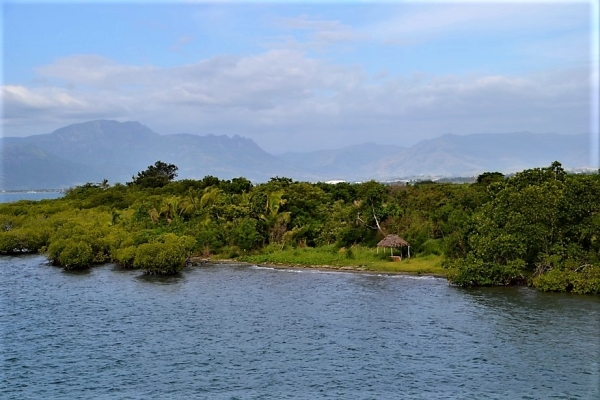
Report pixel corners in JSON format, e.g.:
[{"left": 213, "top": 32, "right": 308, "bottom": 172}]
[{"left": 230, "top": 245, "right": 446, "bottom": 276}]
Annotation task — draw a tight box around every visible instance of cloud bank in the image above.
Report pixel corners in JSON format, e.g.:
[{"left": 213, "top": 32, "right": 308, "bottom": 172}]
[{"left": 3, "top": 50, "right": 591, "bottom": 153}]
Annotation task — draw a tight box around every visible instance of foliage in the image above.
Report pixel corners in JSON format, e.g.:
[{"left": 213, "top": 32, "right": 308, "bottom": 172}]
[
  {"left": 1, "top": 161, "right": 598, "bottom": 289},
  {"left": 476, "top": 172, "right": 505, "bottom": 186},
  {"left": 0, "top": 228, "right": 49, "bottom": 254},
  {"left": 533, "top": 266, "right": 600, "bottom": 294},
  {"left": 113, "top": 246, "right": 137, "bottom": 268},
  {"left": 445, "top": 256, "right": 525, "bottom": 287},
  {"left": 133, "top": 234, "right": 196, "bottom": 275},
  {"left": 129, "top": 161, "right": 178, "bottom": 188},
  {"left": 444, "top": 162, "right": 600, "bottom": 293},
  {"left": 58, "top": 241, "right": 95, "bottom": 270}
]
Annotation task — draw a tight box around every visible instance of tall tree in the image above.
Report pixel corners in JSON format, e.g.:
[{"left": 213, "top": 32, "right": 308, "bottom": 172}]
[{"left": 129, "top": 161, "right": 178, "bottom": 188}]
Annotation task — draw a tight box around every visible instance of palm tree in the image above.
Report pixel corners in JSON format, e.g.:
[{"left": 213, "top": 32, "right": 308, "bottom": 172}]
[
  {"left": 261, "top": 191, "right": 291, "bottom": 244},
  {"left": 201, "top": 187, "right": 223, "bottom": 208},
  {"left": 179, "top": 189, "right": 200, "bottom": 219},
  {"left": 160, "top": 196, "right": 180, "bottom": 224}
]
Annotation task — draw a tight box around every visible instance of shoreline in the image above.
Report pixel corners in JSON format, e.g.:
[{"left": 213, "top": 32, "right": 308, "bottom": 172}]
[
  {"left": 4, "top": 254, "right": 447, "bottom": 279},
  {"left": 198, "top": 257, "right": 447, "bottom": 279}
]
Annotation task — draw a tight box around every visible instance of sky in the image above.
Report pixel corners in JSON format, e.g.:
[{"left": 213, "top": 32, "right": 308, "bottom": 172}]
[{"left": 2, "top": 1, "right": 599, "bottom": 161}]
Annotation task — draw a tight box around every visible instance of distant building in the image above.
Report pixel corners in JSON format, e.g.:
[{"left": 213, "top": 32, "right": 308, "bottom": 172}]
[{"left": 385, "top": 180, "right": 408, "bottom": 186}]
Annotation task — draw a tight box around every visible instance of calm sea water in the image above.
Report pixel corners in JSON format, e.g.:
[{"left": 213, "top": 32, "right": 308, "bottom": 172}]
[
  {"left": 1, "top": 255, "right": 599, "bottom": 399},
  {"left": 0, "top": 191, "right": 64, "bottom": 203}
]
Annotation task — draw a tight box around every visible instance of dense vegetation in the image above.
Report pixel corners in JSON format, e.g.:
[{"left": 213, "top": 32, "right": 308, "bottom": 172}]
[{"left": 0, "top": 161, "right": 598, "bottom": 293}]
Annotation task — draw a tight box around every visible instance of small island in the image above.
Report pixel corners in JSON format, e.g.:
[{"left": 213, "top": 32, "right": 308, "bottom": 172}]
[{"left": 0, "top": 161, "right": 599, "bottom": 294}]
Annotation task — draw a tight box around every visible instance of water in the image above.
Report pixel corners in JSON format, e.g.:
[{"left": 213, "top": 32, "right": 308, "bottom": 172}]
[
  {"left": 1, "top": 255, "right": 599, "bottom": 399},
  {"left": 0, "top": 191, "right": 64, "bottom": 203}
]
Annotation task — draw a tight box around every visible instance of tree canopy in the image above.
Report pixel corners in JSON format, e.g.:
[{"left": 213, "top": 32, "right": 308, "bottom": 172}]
[
  {"left": 1, "top": 161, "right": 598, "bottom": 291},
  {"left": 129, "top": 161, "right": 178, "bottom": 188}
]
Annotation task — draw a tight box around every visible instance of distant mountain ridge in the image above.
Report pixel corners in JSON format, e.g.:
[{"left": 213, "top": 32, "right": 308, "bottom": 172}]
[
  {"left": 280, "top": 132, "right": 589, "bottom": 181},
  {"left": 370, "top": 132, "right": 589, "bottom": 179},
  {"left": 0, "top": 120, "right": 591, "bottom": 190},
  {"left": 1, "top": 120, "right": 308, "bottom": 190},
  {"left": 279, "top": 142, "right": 406, "bottom": 181}
]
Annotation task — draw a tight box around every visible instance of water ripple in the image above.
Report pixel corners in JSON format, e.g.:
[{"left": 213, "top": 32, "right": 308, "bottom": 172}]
[{"left": 1, "top": 255, "right": 599, "bottom": 399}]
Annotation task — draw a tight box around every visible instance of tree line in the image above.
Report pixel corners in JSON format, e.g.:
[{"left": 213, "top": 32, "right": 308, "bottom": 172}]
[{"left": 0, "top": 161, "right": 598, "bottom": 293}]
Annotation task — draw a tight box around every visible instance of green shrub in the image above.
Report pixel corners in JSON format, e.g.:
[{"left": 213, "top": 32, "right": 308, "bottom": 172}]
[
  {"left": 446, "top": 256, "right": 525, "bottom": 286},
  {"left": 572, "top": 267, "right": 600, "bottom": 294},
  {"left": 229, "top": 218, "right": 261, "bottom": 251},
  {"left": 420, "top": 239, "right": 443, "bottom": 256},
  {"left": 0, "top": 228, "right": 48, "bottom": 254},
  {"left": 220, "top": 246, "right": 241, "bottom": 259},
  {"left": 0, "top": 231, "right": 21, "bottom": 253},
  {"left": 114, "top": 246, "right": 137, "bottom": 268},
  {"left": 533, "top": 269, "right": 572, "bottom": 292},
  {"left": 59, "top": 241, "right": 94, "bottom": 270},
  {"left": 133, "top": 234, "right": 196, "bottom": 275},
  {"left": 47, "top": 239, "right": 68, "bottom": 265},
  {"left": 345, "top": 247, "right": 355, "bottom": 259},
  {"left": 533, "top": 266, "right": 600, "bottom": 294}
]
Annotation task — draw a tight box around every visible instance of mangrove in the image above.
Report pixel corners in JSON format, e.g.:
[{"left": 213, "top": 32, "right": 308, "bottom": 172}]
[{"left": 0, "top": 161, "right": 599, "bottom": 293}]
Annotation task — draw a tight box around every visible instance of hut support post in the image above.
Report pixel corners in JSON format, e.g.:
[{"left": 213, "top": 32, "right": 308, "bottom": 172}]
[{"left": 408, "top": 246, "right": 411, "bottom": 258}]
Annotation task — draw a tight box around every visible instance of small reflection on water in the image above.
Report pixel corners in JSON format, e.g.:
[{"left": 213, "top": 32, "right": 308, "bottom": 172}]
[
  {"left": 61, "top": 268, "right": 92, "bottom": 276},
  {"left": 135, "top": 272, "right": 185, "bottom": 286},
  {"left": 109, "top": 264, "right": 132, "bottom": 273},
  {"left": 459, "top": 285, "right": 600, "bottom": 313}
]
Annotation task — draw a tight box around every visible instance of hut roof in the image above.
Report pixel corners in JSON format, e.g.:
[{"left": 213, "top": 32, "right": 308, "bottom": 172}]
[{"left": 377, "top": 234, "right": 409, "bottom": 248}]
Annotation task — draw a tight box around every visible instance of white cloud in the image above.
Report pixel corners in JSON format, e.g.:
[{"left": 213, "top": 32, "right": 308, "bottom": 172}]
[
  {"left": 364, "top": 3, "right": 589, "bottom": 45},
  {"left": 35, "top": 55, "right": 159, "bottom": 89},
  {"left": 270, "top": 15, "right": 365, "bottom": 50},
  {"left": 2, "top": 52, "right": 592, "bottom": 152}
]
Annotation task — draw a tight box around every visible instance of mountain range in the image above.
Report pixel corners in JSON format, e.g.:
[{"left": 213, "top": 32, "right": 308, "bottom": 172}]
[{"left": 1, "top": 120, "right": 591, "bottom": 190}]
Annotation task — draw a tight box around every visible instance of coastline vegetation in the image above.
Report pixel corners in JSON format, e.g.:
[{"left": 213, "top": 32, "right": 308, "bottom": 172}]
[
  {"left": 0, "top": 160, "right": 599, "bottom": 293},
  {"left": 235, "top": 245, "right": 445, "bottom": 275}
]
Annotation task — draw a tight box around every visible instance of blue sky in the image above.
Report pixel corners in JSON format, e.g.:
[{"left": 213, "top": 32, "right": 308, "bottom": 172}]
[{"left": 2, "top": 1, "right": 599, "bottom": 160}]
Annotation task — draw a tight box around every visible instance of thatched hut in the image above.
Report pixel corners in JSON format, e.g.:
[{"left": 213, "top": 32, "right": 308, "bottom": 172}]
[{"left": 377, "top": 234, "right": 411, "bottom": 259}]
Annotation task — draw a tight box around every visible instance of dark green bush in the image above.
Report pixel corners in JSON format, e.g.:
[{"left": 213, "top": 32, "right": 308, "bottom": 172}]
[
  {"left": 133, "top": 234, "right": 195, "bottom": 275},
  {"left": 114, "top": 246, "right": 137, "bottom": 268},
  {"left": 533, "top": 266, "right": 600, "bottom": 294},
  {"left": 420, "top": 239, "right": 443, "bottom": 256},
  {"left": 446, "top": 256, "right": 525, "bottom": 286},
  {"left": 59, "top": 241, "right": 94, "bottom": 270}
]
